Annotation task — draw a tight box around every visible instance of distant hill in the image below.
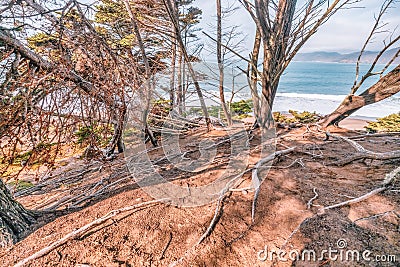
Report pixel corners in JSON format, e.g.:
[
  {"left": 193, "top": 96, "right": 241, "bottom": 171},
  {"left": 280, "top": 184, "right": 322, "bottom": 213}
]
[{"left": 294, "top": 48, "right": 400, "bottom": 64}]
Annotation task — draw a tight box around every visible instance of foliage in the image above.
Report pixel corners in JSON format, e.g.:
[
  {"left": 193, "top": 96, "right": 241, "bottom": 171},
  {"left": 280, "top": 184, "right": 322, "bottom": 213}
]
[
  {"left": 288, "top": 110, "right": 322, "bottom": 123},
  {"left": 230, "top": 100, "right": 253, "bottom": 115},
  {"left": 75, "top": 124, "right": 113, "bottom": 146},
  {"left": 273, "top": 110, "right": 322, "bottom": 124},
  {"left": 11, "top": 151, "right": 33, "bottom": 165},
  {"left": 149, "top": 99, "right": 172, "bottom": 120},
  {"left": 365, "top": 113, "right": 400, "bottom": 132},
  {"left": 75, "top": 125, "right": 98, "bottom": 145},
  {"left": 123, "top": 127, "right": 139, "bottom": 139},
  {"left": 27, "top": 32, "right": 58, "bottom": 49},
  {"left": 152, "top": 99, "right": 172, "bottom": 111},
  {"left": 187, "top": 99, "right": 253, "bottom": 119},
  {"left": 273, "top": 112, "right": 296, "bottom": 124},
  {"left": 234, "top": 114, "right": 252, "bottom": 119}
]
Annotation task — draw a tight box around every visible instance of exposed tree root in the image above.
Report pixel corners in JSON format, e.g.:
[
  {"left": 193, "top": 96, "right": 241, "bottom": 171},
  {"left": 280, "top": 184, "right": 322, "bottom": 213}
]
[
  {"left": 348, "top": 132, "right": 400, "bottom": 139},
  {"left": 353, "top": 210, "right": 396, "bottom": 224},
  {"left": 332, "top": 150, "right": 400, "bottom": 166},
  {"left": 169, "top": 147, "right": 296, "bottom": 266},
  {"left": 251, "top": 147, "right": 296, "bottom": 222},
  {"left": 307, "top": 188, "right": 319, "bottom": 209},
  {"left": 321, "top": 167, "right": 400, "bottom": 212},
  {"left": 159, "top": 232, "right": 173, "bottom": 260},
  {"left": 282, "top": 166, "right": 400, "bottom": 251},
  {"left": 326, "top": 132, "right": 400, "bottom": 166}
]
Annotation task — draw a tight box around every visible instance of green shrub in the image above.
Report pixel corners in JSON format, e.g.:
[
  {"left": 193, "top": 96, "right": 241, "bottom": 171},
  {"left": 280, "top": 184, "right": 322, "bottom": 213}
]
[
  {"left": 13, "top": 151, "right": 33, "bottom": 164},
  {"left": 230, "top": 100, "right": 253, "bottom": 115},
  {"left": 288, "top": 110, "right": 321, "bottom": 123},
  {"left": 273, "top": 110, "right": 321, "bottom": 124},
  {"left": 365, "top": 113, "right": 400, "bottom": 132},
  {"left": 187, "top": 100, "right": 253, "bottom": 118},
  {"left": 273, "top": 112, "right": 296, "bottom": 124}
]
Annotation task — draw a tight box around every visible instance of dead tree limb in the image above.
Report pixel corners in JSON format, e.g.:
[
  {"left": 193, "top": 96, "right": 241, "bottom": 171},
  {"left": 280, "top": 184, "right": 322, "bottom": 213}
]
[
  {"left": 353, "top": 210, "right": 395, "bottom": 223},
  {"left": 332, "top": 150, "right": 400, "bottom": 166},
  {"left": 320, "top": 64, "right": 400, "bottom": 127},
  {"left": 326, "top": 132, "right": 366, "bottom": 152},
  {"left": 347, "top": 132, "right": 400, "bottom": 139}
]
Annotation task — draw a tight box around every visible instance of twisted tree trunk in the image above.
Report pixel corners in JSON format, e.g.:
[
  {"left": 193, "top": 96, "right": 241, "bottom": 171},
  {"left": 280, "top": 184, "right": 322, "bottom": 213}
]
[
  {"left": 320, "top": 64, "right": 400, "bottom": 127},
  {"left": 0, "top": 180, "right": 36, "bottom": 247}
]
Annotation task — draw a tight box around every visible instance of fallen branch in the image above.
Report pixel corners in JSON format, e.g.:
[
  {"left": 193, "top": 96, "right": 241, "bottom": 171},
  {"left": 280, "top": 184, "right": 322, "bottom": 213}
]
[
  {"left": 281, "top": 217, "right": 312, "bottom": 250},
  {"left": 276, "top": 158, "right": 305, "bottom": 169},
  {"left": 348, "top": 132, "right": 400, "bottom": 139},
  {"left": 14, "top": 198, "right": 168, "bottom": 267},
  {"left": 197, "top": 192, "right": 227, "bottom": 245}
]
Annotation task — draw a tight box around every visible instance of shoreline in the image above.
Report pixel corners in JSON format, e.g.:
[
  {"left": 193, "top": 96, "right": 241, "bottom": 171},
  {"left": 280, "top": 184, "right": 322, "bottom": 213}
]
[
  {"left": 276, "top": 111, "right": 374, "bottom": 131},
  {"left": 241, "top": 114, "right": 372, "bottom": 131}
]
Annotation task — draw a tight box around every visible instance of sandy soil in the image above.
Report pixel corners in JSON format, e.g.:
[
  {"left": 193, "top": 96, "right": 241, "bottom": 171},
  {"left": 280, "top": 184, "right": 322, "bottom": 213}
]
[
  {"left": 338, "top": 118, "right": 370, "bottom": 131},
  {"left": 1, "top": 125, "right": 399, "bottom": 267}
]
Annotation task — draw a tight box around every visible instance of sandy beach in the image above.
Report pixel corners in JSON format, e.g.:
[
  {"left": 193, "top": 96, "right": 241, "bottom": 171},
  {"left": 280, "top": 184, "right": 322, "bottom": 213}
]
[{"left": 338, "top": 117, "right": 371, "bottom": 131}]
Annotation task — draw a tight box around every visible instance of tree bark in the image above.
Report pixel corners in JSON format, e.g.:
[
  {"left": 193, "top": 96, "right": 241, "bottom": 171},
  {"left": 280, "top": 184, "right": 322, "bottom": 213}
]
[
  {"left": 177, "top": 50, "right": 184, "bottom": 114},
  {"left": 320, "top": 64, "right": 400, "bottom": 127},
  {"left": 163, "top": 0, "right": 212, "bottom": 131},
  {"left": 124, "top": 0, "right": 158, "bottom": 148},
  {"left": 253, "top": 0, "right": 297, "bottom": 129},
  {"left": 0, "top": 180, "right": 36, "bottom": 247},
  {"left": 170, "top": 35, "right": 177, "bottom": 108},
  {"left": 242, "top": 0, "right": 349, "bottom": 131},
  {"left": 216, "top": 0, "right": 232, "bottom": 126},
  {"left": 248, "top": 29, "right": 262, "bottom": 128}
]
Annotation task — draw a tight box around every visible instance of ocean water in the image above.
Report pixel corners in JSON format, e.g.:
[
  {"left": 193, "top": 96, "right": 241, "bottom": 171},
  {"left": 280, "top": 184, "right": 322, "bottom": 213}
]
[
  {"left": 274, "top": 62, "right": 399, "bottom": 118},
  {"left": 157, "top": 61, "right": 399, "bottom": 119}
]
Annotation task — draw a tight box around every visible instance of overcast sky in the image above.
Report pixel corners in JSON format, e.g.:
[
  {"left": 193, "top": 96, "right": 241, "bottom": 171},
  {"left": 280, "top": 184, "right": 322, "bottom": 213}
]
[{"left": 195, "top": 0, "right": 400, "bottom": 55}]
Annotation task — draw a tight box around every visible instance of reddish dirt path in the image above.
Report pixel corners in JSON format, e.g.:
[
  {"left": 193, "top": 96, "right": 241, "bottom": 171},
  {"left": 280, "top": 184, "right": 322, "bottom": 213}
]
[{"left": 1, "top": 127, "right": 399, "bottom": 266}]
